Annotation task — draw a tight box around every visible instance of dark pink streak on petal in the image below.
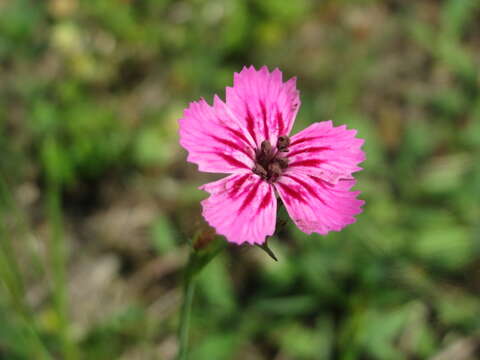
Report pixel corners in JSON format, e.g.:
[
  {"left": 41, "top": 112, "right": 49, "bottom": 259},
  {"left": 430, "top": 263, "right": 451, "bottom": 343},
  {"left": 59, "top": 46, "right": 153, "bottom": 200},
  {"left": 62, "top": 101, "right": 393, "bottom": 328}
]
[
  {"left": 238, "top": 179, "right": 261, "bottom": 214},
  {"left": 210, "top": 135, "right": 252, "bottom": 158},
  {"left": 256, "top": 188, "right": 272, "bottom": 215},
  {"left": 285, "top": 174, "right": 326, "bottom": 206},
  {"left": 289, "top": 159, "right": 325, "bottom": 168},
  {"left": 228, "top": 174, "right": 251, "bottom": 198},
  {"left": 245, "top": 107, "right": 257, "bottom": 145},
  {"left": 288, "top": 146, "right": 331, "bottom": 158},
  {"left": 225, "top": 127, "right": 253, "bottom": 150},
  {"left": 276, "top": 109, "right": 285, "bottom": 137},
  {"left": 290, "top": 136, "right": 327, "bottom": 147},
  {"left": 259, "top": 100, "right": 269, "bottom": 140},
  {"left": 277, "top": 183, "right": 306, "bottom": 205},
  {"left": 217, "top": 153, "right": 249, "bottom": 169},
  {"left": 309, "top": 175, "right": 336, "bottom": 190},
  {"left": 200, "top": 173, "right": 277, "bottom": 245}
]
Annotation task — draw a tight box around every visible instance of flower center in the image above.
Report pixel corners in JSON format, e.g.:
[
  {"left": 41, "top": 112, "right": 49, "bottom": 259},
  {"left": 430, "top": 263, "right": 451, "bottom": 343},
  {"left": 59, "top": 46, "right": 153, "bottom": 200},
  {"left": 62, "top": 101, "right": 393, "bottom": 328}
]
[{"left": 252, "top": 135, "right": 290, "bottom": 183}]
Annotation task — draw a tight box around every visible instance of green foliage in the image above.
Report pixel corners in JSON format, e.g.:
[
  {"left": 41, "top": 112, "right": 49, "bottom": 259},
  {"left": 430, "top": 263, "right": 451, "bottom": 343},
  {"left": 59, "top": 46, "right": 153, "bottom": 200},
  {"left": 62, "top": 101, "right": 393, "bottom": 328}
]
[
  {"left": 151, "top": 214, "right": 177, "bottom": 254},
  {"left": 1, "top": 0, "right": 480, "bottom": 359}
]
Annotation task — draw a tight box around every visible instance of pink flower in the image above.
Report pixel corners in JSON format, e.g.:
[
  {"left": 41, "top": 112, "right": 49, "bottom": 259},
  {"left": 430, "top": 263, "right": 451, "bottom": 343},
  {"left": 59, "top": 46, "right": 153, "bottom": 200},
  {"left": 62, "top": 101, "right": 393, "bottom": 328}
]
[{"left": 179, "top": 66, "right": 365, "bottom": 245}]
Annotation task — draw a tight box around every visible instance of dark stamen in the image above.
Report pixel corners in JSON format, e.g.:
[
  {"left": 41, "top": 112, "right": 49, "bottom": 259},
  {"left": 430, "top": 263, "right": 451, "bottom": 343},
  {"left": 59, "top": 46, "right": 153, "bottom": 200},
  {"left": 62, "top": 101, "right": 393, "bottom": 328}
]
[
  {"left": 252, "top": 136, "right": 291, "bottom": 183},
  {"left": 277, "top": 135, "right": 291, "bottom": 152}
]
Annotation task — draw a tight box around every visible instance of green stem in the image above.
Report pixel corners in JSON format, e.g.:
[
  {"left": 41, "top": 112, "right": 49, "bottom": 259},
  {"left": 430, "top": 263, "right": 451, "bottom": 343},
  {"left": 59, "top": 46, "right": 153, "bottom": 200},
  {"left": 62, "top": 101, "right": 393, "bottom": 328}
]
[
  {"left": 47, "top": 181, "right": 77, "bottom": 360},
  {"left": 175, "top": 237, "right": 226, "bottom": 360},
  {"left": 0, "top": 246, "right": 54, "bottom": 360},
  {"left": 177, "top": 262, "right": 197, "bottom": 360},
  {"left": 0, "top": 181, "right": 53, "bottom": 360}
]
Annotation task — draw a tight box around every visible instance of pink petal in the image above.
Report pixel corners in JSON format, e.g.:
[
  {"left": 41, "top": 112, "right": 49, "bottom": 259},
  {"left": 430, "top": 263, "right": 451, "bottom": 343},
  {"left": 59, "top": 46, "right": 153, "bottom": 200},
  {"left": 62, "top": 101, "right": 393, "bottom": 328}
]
[
  {"left": 200, "top": 173, "right": 277, "bottom": 245},
  {"left": 286, "top": 121, "right": 365, "bottom": 183},
  {"left": 226, "top": 66, "right": 300, "bottom": 147},
  {"left": 274, "top": 172, "right": 364, "bottom": 235},
  {"left": 179, "top": 97, "right": 258, "bottom": 174}
]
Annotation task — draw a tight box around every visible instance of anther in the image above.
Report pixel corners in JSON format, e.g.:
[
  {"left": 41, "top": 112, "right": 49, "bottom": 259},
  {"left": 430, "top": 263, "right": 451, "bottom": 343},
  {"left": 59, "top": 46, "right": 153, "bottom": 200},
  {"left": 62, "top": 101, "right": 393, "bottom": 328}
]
[
  {"left": 277, "top": 135, "right": 290, "bottom": 152},
  {"left": 261, "top": 140, "right": 273, "bottom": 153}
]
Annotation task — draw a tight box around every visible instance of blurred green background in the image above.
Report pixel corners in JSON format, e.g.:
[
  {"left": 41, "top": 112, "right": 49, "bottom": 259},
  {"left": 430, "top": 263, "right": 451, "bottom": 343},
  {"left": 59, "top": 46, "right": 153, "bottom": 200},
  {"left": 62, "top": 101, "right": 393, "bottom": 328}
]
[{"left": 1, "top": 0, "right": 480, "bottom": 359}]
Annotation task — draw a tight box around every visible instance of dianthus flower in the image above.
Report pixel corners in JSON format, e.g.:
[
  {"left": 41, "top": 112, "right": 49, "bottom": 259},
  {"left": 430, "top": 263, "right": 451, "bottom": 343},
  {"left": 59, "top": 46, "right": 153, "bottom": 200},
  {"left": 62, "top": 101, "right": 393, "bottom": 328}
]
[{"left": 179, "top": 66, "right": 365, "bottom": 245}]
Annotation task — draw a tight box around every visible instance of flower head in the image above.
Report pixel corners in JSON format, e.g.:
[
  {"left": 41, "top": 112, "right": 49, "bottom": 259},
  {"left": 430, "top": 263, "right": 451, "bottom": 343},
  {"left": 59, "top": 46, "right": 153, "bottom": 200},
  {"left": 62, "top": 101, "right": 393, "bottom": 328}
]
[{"left": 179, "top": 66, "right": 365, "bottom": 245}]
